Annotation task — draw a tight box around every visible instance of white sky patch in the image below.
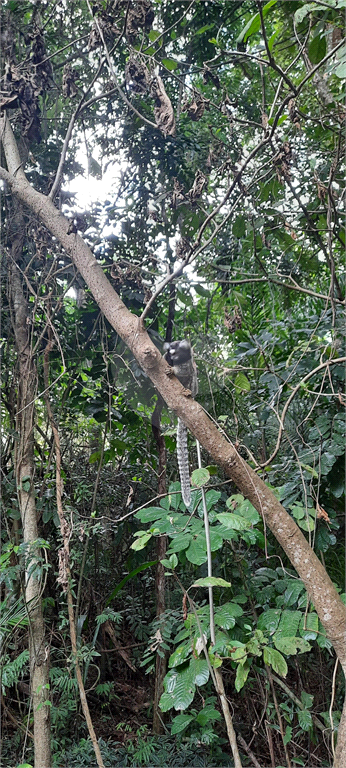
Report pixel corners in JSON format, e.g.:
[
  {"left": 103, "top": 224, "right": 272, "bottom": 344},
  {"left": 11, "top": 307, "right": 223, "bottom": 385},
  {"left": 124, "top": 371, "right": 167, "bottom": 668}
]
[{"left": 65, "top": 139, "right": 126, "bottom": 210}]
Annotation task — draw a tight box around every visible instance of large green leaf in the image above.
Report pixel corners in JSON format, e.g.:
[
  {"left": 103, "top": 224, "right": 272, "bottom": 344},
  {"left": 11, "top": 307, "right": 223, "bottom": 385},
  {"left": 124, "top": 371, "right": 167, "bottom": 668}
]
[
  {"left": 185, "top": 538, "right": 207, "bottom": 565},
  {"left": 192, "top": 577, "right": 232, "bottom": 588},
  {"left": 216, "top": 513, "right": 251, "bottom": 530},
  {"left": 190, "top": 657, "right": 210, "bottom": 686},
  {"left": 308, "top": 34, "right": 326, "bottom": 64},
  {"left": 257, "top": 609, "right": 281, "bottom": 633},
  {"left": 214, "top": 602, "right": 243, "bottom": 629},
  {"left": 273, "top": 635, "right": 311, "bottom": 655},
  {"left": 298, "top": 709, "right": 313, "bottom": 731},
  {"left": 162, "top": 665, "right": 195, "bottom": 711},
  {"left": 170, "top": 713, "right": 194, "bottom": 734},
  {"left": 235, "top": 660, "right": 250, "bottom": 691},
  {"left": 263, "top": 647, "right": 288, "bottom": 677}
]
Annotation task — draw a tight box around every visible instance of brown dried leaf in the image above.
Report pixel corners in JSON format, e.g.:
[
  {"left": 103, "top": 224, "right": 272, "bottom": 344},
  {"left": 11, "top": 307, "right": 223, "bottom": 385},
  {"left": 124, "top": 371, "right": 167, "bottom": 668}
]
[
  {"left": 126, "top": 0, "right": 154, "bottom": 42},
  {"left": 151, "top": 75, "right": 175, "bottom": 137},
  {"left": 62, "top": 63, "right": 78, "bottom": 98},
  {"left": 125, "top": 58, "right": 150, "bottom": 93},
  {"left": 188, "top": 169, "right": 207, "bottom": 202}
]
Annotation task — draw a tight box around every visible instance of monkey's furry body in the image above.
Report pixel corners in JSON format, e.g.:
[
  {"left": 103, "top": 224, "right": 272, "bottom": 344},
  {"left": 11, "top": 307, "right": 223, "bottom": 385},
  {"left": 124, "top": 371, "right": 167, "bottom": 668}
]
[{"left": 163, "top": 340, "right": 198, "bottom": 507}]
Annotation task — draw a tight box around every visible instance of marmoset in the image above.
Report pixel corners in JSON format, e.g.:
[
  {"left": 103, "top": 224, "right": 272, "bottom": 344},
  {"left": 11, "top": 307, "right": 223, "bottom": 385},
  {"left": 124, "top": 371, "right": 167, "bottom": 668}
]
[{"left": 163, "top": 340, "right": 198, "bottom": 507}]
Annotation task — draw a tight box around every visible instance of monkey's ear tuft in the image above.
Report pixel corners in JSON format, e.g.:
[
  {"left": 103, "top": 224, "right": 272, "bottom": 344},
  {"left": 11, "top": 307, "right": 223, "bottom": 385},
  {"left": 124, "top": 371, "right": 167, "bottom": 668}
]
[{"left": 179, "top": 340, "right": 190, "bottom": 349}]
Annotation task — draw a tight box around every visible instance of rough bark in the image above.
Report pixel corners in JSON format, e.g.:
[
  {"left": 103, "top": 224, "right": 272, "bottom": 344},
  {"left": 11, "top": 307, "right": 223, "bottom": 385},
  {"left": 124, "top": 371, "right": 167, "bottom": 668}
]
[
  {"left": 10, "top": 254, "right": 51, "bottom": 768},
  {"left": 1, "top": 114, "right": 345, "bottom": 765}
]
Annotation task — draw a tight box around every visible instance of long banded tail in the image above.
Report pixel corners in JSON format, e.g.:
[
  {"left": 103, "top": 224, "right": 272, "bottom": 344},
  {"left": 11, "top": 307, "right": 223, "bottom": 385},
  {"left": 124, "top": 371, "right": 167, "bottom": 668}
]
[{"left": 176, "top": 417, "right": 191, "bottom": 507}]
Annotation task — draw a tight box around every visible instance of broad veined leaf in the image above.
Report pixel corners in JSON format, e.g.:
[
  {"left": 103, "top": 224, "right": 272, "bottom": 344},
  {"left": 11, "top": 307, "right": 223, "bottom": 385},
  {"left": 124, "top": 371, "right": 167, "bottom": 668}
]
[
  {"left": 235, "top": 660, "right": 250, "bottom": 691},
  {"left": 298, "top": 709, "right": 313, "bottom": 731},
  {"left": 190, "top": 657, "right": 210, "bottom": 686},
  {"left": 192, "top": 577, "right": 232, "bottom": 588},
  {"left": 160, "top": 553, "right": 178, "bottom": 570},
  {"left": 257, "top": 609, "right": 281, "bottom": 634},
  {"left": 299, "top": 612, "right": 318, "bottom": 640},
  {"left": 130, "top": 532, "right": 152, "bottom": 550},
  {"left": 191, "top": 468, "right": 210, "bottom": 487},
  {"left": 283, "top": 581, "right": 305, "bottom": 607},
  {"left": 185, "top": 538, "right": 207, "bottom": 565},
  {"left": 196, "top": 705, "right": 221, "bottom": 726},
  {"left": 234, "top": 373, "right": 251, "bottom": 392},
  {"left": 162, "top": 664, "right": 195, "bottom": 711},
  {"left": 277, "top": 610, "right": 302, "bottom": 637},
  {"left": 135, "top": 506, "right": 167, "bottom": 522},
  {"left": 167, "top": 533, "right": 192, "bottom": 552},
  {"left": 273, "top": 635, "right": 311, "bottom": 655},
  {"left": 263, "top": 647, "right": 288, "bottom": 676},
  {"left": 169, "top": 643, "right": 192, "bottom": 668},
  {"left": 216, "top": 513, "right": 251, "bottom": 530},
  {"left": 214, "top": 602, "right": 243, "bottom": 629},
  {"left": 308, "top": 34, "right": 326, "bottom": 65},
  {"left": 170, "top": 713, "right": 194, "bottom": 734}
]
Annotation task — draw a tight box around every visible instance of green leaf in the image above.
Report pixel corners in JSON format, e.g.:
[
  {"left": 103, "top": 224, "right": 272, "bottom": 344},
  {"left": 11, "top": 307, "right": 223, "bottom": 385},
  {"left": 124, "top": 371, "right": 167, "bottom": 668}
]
[
  {"left": 234, "top": 373, "right": 251, "bottom": 392},
  {"left": 283, "top": 725, "right": 292, "bottom": 745},
  {"left": 169, "top": 643, "right": 192, "bottom": 668},
  {"left": 299, "top": 612, "right": 318, "bottom": 640},
  {"left": 196, "top": 706, "right": 221, "bottom": 726},
  {"left": 191, "top": 468, "right": 210, "bottom": 487},
  {"left": 161, "top": 553, "right": 178, "bottom": 570},
  {"left": 236, "top": 0, "right": 277, "bottom": 44},
  {"left": 162, "top": 666, "right": 195, "bottom": 711},
  {"left": 214, "top": 602, "right": 243, "bottom": 629},
  {"left": 298, "top": 516, "right": 315, "bottom": 532},
  {"left": 263, "top": 647, "right": 288, "bottom": 676},
  {"left": 105, "top": 561, "right": 157, "bottom": 606},
  {"left": 308, "top": 35, "right": 327, "bottom": 65},
  {"left": 294, "top": 3, "right": 318, "bottom": 25},
  {"left": 185, "top": 538, "right": 207, "bottom": 566},
  {"left": 268, "top": 29, "right": 279, "bottom": 52},
  {"left": 216, "top": 513, "right": 251, "bottom": 530},
  {"left": 162, "top": 58, "right": 178, "bottom": 71},
  {"left": 232, "top": 216, "right": 246, "bottom": 238},
  {"left": 196, "top": 24, "right": 215, "bottom": 35},
  {"left": 273, "top": 635, "right": 311, "bottom": 655},
  {"left": 192, "top": 577, "right": 232, "bottom": 588},
  {"left": 235, "top": 660, "right": 250, "bottom": 691},
  {"left": 168, "top": 533, "right": 192, "bottom": 552},
  {"left": 148, "top": 29, "right": 161, "bottom": 41},
  {"left": 130, "top": 533, "right": 152, "bottom": 551},
  {"left": 301, "top": 691, "right": 314, "bottom": 709},
  {"left": 257, "top": 608, "right": 281, "bottom": 635},
  {"left": 159, "top": 691, "right": 175, "bottom": 712},
  {"left": 283, "top": 582, "right": 305, "bottom": 607},
  {"left": 298, "top": 708, "right": 313, "bottom": 731},
  {"left": 135, "top": 506, "right": 166, "bottom": 522},
  {"left": 190, "top": 657, "right": 210, "bottom": 686},
  {"left": 277, "top": 610, "right": 301, "bottom": 637},
  {"left": 171, "top": 713, "right": 194, "bottom": 734},
  {"left": 335, "top": 61, "right": 346, "bottom": 78}
]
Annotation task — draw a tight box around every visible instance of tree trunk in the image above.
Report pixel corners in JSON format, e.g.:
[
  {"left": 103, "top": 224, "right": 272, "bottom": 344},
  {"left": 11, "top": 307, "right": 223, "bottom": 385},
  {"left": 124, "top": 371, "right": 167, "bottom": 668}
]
[{"left": 10, "top": 252, "right": 51, "bottom": 768}]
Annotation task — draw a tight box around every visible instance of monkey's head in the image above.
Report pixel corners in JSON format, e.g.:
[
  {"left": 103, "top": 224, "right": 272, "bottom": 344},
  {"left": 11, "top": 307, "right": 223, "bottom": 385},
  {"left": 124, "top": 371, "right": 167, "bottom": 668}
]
[{"left": 163, "top": 340, "right": 191, "bottom": 366}]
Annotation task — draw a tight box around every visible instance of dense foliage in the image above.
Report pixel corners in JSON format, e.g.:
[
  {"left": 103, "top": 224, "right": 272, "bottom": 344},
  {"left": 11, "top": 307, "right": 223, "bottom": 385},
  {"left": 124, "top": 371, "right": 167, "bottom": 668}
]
[{"left": 1, "top": 1, "right": 345, "bottom": 767}]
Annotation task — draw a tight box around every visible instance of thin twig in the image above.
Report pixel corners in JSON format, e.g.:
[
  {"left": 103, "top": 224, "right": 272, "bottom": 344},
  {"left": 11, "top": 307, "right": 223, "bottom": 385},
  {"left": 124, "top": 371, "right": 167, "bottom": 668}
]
[{"left": 260, "top": 357, "right": 346, "bottom": 467}]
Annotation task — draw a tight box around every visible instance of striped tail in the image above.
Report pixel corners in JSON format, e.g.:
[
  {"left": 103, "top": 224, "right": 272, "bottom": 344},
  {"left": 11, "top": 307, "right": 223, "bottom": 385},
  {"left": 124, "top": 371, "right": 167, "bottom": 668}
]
[{"left": 176, "top": 418, "right": 191, "bottom": 507}]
